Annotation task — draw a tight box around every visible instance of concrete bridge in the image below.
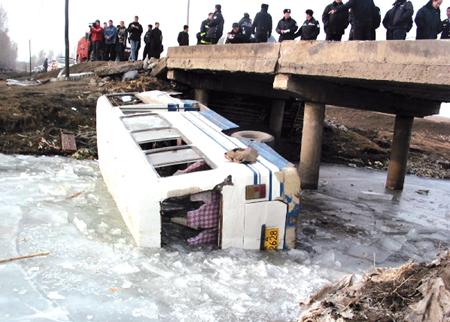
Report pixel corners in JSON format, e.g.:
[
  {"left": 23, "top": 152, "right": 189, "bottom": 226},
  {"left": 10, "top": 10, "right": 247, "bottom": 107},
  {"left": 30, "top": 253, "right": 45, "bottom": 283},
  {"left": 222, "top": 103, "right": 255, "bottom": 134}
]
[{"left": 166, "top": 40, "right": 450, "bottom": 191}]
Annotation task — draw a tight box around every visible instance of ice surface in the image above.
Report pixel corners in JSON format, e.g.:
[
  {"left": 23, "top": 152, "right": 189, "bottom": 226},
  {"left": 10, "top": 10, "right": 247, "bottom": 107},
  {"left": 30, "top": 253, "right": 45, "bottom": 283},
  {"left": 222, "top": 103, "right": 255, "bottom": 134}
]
[{"left": 0, "top": 154, "right": 449, "bottom": 321}]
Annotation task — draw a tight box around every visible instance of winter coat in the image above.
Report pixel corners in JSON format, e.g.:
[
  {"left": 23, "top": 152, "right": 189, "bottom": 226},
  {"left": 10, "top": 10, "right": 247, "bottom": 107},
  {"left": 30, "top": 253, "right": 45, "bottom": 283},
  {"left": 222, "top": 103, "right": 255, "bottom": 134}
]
[
  {"left": 323, "top": 1, "right": 350, "bottom": 36},
  {"left": 442, "top": 18, "right": 450, "bottom": 39},
  {"left": 104, "top": 25, "right": 118, "bottom": 45},
  {"left": 90, "top": 25, "right": 104, "bottom": 42},
  {"left": 253, "top": 8, "right": 273, "bottom": 36},
  {"left": 207, "top": 10, "right": 224, "bottom": 40},
  {"left": 415, "top": 1, "right": 442, "bottom": 39},
  {"left": 178, "top": 31, "right": 189, "bottom": 46},
  {"left": 297, "top": 17, "right": 320, "bottom": 40},
  {"left": 149, "top": 28, "right": 163, "bottom": 58},
  {"left": 117, "top": 26, "right": 128, "bottom": 45},
  {"left": 383, "top": 0, "right": 414, "bottom": 31},
  {"left": 128, "top": 22, "right": 143, "bottom": 41},
  {"left": 144, "top": 30, "right": 152, "bottom": 45},
  {"left": 239, "top": 17, "right": 253, "bottom": 41},
  {"left": 276, "top": 17, "right": 298, "bottom": 42},
  {"left": 336, "top": 0, "right": 376, "bottom": 27},
  {"left": 225, "top": 29, "right": 248, "bottom": 44}
]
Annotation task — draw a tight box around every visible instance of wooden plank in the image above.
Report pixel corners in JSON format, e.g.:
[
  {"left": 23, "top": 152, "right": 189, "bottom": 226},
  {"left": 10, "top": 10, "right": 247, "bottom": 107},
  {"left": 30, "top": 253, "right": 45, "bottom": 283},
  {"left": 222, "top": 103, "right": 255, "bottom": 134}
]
[{"left": 61, "top": 132, "right": 77, "bottom": 152}]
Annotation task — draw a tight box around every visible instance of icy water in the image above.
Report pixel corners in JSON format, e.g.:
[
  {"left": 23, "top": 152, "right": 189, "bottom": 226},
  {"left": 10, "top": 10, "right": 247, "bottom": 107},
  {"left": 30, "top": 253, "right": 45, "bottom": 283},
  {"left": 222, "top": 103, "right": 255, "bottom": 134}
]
[{"left": 0, "top": 154, "right": 449, "bottom": 322}]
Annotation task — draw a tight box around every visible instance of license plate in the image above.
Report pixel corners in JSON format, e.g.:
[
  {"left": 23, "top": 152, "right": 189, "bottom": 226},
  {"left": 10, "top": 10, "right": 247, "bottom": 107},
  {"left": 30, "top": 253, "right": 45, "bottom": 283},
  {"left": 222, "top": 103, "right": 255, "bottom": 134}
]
[{"left": 264, "top": 227, "right": 279, "bottom": 250}]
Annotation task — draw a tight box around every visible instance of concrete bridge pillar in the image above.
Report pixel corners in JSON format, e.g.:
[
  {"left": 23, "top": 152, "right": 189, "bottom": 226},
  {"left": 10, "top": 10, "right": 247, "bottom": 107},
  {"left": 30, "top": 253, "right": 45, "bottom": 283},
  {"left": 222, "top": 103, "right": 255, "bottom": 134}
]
[
  {"left": 270, "top": 100, "right": 286, "bottom": 140},
  {"left": 299, "top": 102, "right": 326, "bottom": 190},
  {"left": 386, "top": 115, "right": 414, "bottom": 190},
  {"left": 195, "top": 88, "right": 209, "bottom": 105}
]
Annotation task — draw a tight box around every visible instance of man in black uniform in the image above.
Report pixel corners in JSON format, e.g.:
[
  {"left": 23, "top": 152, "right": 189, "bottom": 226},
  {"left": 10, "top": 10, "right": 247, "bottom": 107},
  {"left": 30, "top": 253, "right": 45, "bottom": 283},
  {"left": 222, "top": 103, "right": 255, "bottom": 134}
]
[
  {"left": 441, "top": 6, "right": 450, "bottom": 39},
  {"left": 323, "top": 0, "right": 349, "bottom": 41},
  {"left": 296, "top": 9, "right": 320, "bottom": 40},
  {"left": 415, "top": 0, "right": 443, "bottom": 39},
  {"left": 207, "top": 4, "right": 224, "bottom": 44},
  {"left": 276, "top": 9, "right": 298, "bottom": 42},
  {"left": 252, "top": 4, "right": 272, "bottom": 43},
  {"left": 197, "top": 13, "right": 213, "bottom": 44},
  {"left": 226, "top": 23, "right": 248, "bottom": 44},
  {"left": 178, "top": 25, "right": 189, "bottom": 46},
  {"left": 239, "top": 13, "right": 253, "bottom": 42},
  {"left": 382, "top": 0, "right": 414, "bottom": 40},
  {"left": 149, "top": 22, "right": 163, "bottom": 59},
  {"left": 142, "top": 24, "right": 153, "bottom": 60},
  {"left": 329, "top": 0, "right": 377, "bottom": 40}
]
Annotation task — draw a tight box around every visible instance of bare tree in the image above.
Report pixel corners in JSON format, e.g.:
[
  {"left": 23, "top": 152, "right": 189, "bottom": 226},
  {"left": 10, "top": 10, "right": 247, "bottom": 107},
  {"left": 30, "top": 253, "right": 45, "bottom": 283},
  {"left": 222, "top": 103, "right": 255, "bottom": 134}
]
[
  {"left": 0, "top": 6, "right": 17, "bottom": 70},
  {"left": 64, "top": 0, "right": 70, "bottom": 78}
]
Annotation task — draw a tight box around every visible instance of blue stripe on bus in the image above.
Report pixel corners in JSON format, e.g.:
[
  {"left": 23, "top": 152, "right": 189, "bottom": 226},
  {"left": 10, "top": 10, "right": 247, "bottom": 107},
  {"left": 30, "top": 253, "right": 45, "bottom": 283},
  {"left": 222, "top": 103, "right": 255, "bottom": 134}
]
[
  {"left": 179, "top": 113, "right": 258, "bottom": 185},
  {"left": 199, "top": 109, "right": 239, "bottom": 131}
]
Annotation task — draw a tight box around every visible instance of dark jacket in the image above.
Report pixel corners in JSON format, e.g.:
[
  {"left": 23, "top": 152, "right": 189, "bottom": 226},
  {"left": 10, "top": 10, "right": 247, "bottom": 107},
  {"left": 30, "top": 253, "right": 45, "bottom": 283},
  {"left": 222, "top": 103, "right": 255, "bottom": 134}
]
[
  {"left": 276, "top": 17, "right": 298, "bottom": 42},
  {"left": 225, "top": 29, "right": 248, "bottom": 44},
  {"left": 415, "top": 1, "right": 442, "bottom": 39},
  {"left": 207, "top": 10, "right": 224, "bottom": 39},
  {"left": 200, "top": 19, "right": 210, "bottom": 33},
  {"left": 253, "top": 8, "right": 273, "bottom": 36},
  {"left": 178, "top": 31, "right": 189, "bottom": 46},
  {"left": 323, "top": 1, "right": 350, "bottom": 36},
  {"left": 117, "top": 26, "right": 128, "bottom": 46},
  {"left": 144, "top": 30, "right": 152, "bottom": 45},
  {"left": 336, "top": 0, "right": 376, "bottom": 27},
  {"left": 442, "top": 18, "right": 450, "bottom": 39},
  {"left": 149, "top": 28, "right": 163, "bottom": 58},
  {"left": 383, "top": 0, "right": 414, "bottom": 31},
  {"left": 239, "top": 16, "right": 253, "bottom": 41},
  {"left": 128, "top": 22, "right": 143, "bottom": 41},
  {"left": 296, "top": 18, "right": 320, "bottom": 40}
]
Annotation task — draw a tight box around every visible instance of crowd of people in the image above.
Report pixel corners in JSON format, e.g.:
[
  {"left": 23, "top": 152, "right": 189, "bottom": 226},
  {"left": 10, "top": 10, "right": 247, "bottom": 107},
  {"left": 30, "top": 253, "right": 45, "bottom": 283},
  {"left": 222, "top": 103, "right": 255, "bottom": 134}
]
[{"left": 77, "top": 0, "right": 450, "bottom": 63}]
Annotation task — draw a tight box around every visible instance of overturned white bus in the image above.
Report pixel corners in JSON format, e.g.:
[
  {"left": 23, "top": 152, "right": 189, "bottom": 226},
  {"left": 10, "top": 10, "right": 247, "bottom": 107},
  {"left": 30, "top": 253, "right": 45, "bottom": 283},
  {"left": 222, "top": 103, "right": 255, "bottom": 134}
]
[{"left": 96, "top": 91, "right": 300, "bottom": 250}]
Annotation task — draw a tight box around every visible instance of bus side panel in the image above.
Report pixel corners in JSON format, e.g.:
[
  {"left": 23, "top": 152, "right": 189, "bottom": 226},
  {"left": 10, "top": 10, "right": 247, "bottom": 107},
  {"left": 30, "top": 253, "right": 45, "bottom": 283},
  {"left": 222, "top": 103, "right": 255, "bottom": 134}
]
[{"left": 243, "top": 201, "right": 287, "bottom": 250}]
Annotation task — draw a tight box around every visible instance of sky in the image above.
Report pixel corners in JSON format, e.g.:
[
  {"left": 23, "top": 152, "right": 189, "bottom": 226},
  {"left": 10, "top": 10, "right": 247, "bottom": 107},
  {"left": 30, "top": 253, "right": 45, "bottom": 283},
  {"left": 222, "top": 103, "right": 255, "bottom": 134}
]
[{"left": 1, "top": 0, "right": 449, "bottom": 116}]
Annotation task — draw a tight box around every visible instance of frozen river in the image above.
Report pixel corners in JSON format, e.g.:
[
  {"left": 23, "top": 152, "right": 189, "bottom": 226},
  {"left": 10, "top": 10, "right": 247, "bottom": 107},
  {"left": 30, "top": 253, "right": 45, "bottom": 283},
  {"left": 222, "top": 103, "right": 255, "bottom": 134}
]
[{"left": 1, "top": 154, "right": 449, "bottom": 322}]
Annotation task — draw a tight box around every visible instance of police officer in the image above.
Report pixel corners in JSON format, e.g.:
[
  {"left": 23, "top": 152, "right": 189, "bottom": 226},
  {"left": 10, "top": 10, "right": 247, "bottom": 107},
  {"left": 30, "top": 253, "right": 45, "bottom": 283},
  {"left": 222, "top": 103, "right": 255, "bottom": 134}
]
[
  {"left": 276, "top": 9, "right": 298, "bottom": 42},
  {"left": 253, "top": 4, "right": 273, "bottom": 43},
  {"left": 239, "top": 13, "right": 253, "bottom": 42},
  {"left": 382, "top": 0, "right": 414, "bottom": 40},
  {"left": 197, "top": 13, "right": 213, "bottom": 45},
  {"left": 441, "top": 6, "right": 450, "bottom": 39},
  {"left": 323, "top": 0, "right": 349, "bottom": 41},
  {"left": 207, "top": 4, "right": 225, "bottom": 44},
  {"left": 415, "top": 0, "right": 443, "bottom": 39},
  {"left": 226, "top": 23, "right": 248, "bottom": 44},
  {"left": 296, "top": 9, "right": 320, "bottom": 40}
]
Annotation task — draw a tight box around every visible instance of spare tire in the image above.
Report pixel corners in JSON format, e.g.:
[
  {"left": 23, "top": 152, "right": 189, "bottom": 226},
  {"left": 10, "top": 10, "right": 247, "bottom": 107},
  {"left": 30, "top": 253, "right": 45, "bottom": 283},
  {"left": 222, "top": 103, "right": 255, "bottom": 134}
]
[{"left": 231, "top": 131, "right": 274, "bottom": 147}]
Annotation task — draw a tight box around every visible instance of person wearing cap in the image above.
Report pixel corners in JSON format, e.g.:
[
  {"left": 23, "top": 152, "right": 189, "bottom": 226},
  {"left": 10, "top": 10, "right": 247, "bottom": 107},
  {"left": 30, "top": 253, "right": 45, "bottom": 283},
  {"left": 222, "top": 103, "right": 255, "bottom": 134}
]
[
  {"left": 276, "top": 9, "right": 298, "bottom": 42},
  {"left": 226, "top": 23, "right": 248, "bottom": 44},
  {"left": 322, "top": 0, "right": 349, "bottom": 41},
  {"left": 90, "top": 20, "right": 104, "bottom": 61},
  {"left": 296, "top": 9, "right": 320, "bottom": 40},
  {"left": 207, "top": 4, "right": 225, "bottom": 44},
  {"left": 197, "top": 13, "right": 213, "bottom": 44},
  {"left": 143, "top": 24, "right": 153, "bottom": 60},
  {"left": 253, "top": 4, "right": 273, "bottom": 42},
  {"left": 239, "top": 13, "right": 253, "bottom": 42},
  {"left": 178, "top": 25, "right": 190, "bottom": 46}
]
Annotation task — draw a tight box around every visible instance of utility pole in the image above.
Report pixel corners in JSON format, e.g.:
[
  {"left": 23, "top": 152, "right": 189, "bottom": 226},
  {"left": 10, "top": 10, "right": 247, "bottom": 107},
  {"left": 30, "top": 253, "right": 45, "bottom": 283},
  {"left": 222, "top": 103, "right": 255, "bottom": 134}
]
[
  {"left": 28, "top": 40, "right": 31, "bottom": 77},
  {"left": 64, "top": 0, "right": 70, "bottom": 78},
  {"left": 187, "top": 0, "right": 190, "bottom": 26}
]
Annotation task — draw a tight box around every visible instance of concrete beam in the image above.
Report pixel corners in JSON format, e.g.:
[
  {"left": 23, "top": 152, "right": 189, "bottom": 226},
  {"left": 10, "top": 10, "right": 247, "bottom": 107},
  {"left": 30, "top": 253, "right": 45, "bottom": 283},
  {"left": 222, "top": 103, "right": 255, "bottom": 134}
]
[
  {"left": 273, "top": 74, "right": 440, "bottom": 117},
  {"left": 168, "top": 70, "right": 289, "bottom": 99},
  {"left": 300, "top": 102, "right": 326, "bottom": 190},
  {"left": 270, "top": 100, "right": 286, "bottom": 140},
  {"left": 386, "top": 115, "right": 414, "bottom": 190}
]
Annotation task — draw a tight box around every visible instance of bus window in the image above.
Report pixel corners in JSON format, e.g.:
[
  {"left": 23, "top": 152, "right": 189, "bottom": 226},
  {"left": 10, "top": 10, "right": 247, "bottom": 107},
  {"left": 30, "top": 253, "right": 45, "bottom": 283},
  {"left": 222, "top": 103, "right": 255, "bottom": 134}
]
[
  {"left": 122, "top": 114, "right": 170, "bottom": 131},
  {"left": 131, "top": 128, "right": 188, "bottom": 151}
]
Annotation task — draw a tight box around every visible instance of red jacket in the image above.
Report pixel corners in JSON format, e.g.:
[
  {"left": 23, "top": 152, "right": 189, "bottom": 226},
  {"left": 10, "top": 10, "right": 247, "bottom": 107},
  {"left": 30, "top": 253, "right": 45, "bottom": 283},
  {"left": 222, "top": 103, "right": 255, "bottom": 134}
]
[{"left": 90, "top": 26, "right": 104, "bottom": 42}]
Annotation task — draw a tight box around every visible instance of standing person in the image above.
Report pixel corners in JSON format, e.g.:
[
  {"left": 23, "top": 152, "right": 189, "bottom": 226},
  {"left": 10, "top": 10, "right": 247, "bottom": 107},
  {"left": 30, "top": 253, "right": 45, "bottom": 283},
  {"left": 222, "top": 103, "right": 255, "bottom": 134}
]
[
  {"left": 296, "top": 9, "right": 320, "bottom": 40},
  {"left": 43, "top": 58, "right": 48, "bottom": 72},
  {"left": 253, "top": 4, "right": 272, "bottom": 43},
  {"left": 178, "top": 25, "right": 189, "bottom": 46},
  {"left": 197, "top": 13, "right": 213, "bottom": 44},
  {"left": 116, "top": 21, "right": 128, "bottom": 61},
  {"left": 128, "top": 16, "right": 143, "bottom": 61},
  {"left": 77, "top": 33, "right": 90, "bottom": 63},
  {"left": 442, "top": 7, "right": 450, "bottom": 39},
  {"left": 226, "top": 23, "right": 247, "bottom": 43},
  {"left": 143, "top": 25, "right": 153, "bottom": 60},
  {"left": 239, "top": 13, "right": 253, "bottom": 42},
  {"left": 329, "top": 0, "right": 378, "bottom": 40},
  {"left": 207, "top": 4, "right": 224, "bottom": 44},
  {"left": 322, "top": 0, "right": 349, "bottom": 41},
  {"left": 383, "top": 0, "right": 414, "bottom": 40},
  {"left": 276, "top": 9, "right": 298, "bottom": 42},
  {"left": 415, "top": 0, "right": 443, "bottom": 39},
  {"left": 149, "top": 22, "right": 163, "bottom": 59},
  {"left": 104, "top": 20, "right": 117, "bottom": 61},
  {"left": 90, "top": 20, "right": 104, "bottom": 61}
]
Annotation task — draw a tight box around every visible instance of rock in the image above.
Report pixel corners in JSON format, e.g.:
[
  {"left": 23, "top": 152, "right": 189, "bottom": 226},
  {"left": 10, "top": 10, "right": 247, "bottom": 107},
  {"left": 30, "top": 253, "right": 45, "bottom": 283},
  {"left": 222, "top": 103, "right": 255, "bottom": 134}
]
[{"left": 122, "top": 70, "right": 139, "bottom": 81}]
